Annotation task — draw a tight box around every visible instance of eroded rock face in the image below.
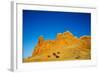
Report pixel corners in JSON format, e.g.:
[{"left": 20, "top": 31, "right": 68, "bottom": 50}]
[{"left": 23, "top": 31, "right": 91, "bottom": 62}]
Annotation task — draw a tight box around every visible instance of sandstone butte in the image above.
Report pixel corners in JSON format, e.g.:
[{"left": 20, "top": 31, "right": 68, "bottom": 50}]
[{"left": 23, "top": 31, "right": 91, "bottom": 62}]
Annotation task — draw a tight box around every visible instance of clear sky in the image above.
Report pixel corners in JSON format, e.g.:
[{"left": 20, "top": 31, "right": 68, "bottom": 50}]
[{"left": 23, "top": 10, "right": 91, "bottom": 58}]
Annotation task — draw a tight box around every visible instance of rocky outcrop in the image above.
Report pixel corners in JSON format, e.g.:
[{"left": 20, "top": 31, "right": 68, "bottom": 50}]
[{"left": 23, "top": 31, "right": 91, "bottom": 62}]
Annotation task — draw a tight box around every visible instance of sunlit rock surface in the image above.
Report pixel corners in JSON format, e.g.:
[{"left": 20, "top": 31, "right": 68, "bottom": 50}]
[{"left": 23, "top": 31, "right": 91, "bottom": 62}]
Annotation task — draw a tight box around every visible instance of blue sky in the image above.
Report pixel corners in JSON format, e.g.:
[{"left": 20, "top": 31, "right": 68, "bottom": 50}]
[{"left": 23, "top": 10, "right": 91, "bottom": 58}]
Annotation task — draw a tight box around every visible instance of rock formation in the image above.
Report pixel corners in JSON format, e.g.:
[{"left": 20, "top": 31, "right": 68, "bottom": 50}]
[{"left": 23, "top": 31, "right": 91, "bottom": 62}]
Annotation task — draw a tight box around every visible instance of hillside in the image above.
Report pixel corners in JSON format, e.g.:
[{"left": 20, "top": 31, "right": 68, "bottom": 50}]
[{"left": 23, "top": 31, "right": 91, "bottom": 62}]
